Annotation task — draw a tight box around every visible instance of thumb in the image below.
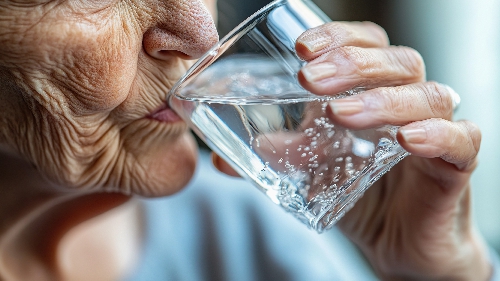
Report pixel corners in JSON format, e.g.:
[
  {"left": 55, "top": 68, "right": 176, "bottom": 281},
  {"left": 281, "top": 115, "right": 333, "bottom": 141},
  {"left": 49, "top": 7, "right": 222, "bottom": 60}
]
[{"left": 211, "top": 153, "right": 241, "bottom": 177}]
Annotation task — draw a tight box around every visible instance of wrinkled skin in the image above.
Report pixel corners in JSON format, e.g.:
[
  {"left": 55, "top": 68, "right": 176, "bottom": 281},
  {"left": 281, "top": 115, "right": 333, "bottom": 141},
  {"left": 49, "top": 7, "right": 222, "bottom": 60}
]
[
  {"left": 0, "top": 0, "right": 217, "bottom": 279},
  {"left": 0, "top": 1, "right": 491, "bottom": 281},
  {"left": 295, "top": 23, "right": 489, "bottom": 280},
  {"left": 0, "top": 0, "right": 219, "bottom": 195},
  {"left": 215, "top": 22, "right": 491, "bottom": 280}
]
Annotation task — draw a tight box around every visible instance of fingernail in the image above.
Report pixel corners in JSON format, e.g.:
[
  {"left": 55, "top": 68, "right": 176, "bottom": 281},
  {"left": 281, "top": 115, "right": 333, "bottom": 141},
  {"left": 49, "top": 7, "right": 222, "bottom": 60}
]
[
  {"left": 445, "top": 85, "right": 461, "bottom": 111},
  {"left": 299, "top": 36, "right": 330, "bottom": 53},
  {"left": 302, "top": 63, "right": 337, "bottom": 83},
  {"left": 400, "top": 128, "right": 427, "bottom": 143},
  {"left": 329, "top": 99, "right": 364, "bottom": 115}
]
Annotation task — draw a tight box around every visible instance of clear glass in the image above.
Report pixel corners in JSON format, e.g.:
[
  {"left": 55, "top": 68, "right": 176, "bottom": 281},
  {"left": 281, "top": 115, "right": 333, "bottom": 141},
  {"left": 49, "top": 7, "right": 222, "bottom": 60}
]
[{"left": 168, "top": 0, "right": 409, "bottom": 232}]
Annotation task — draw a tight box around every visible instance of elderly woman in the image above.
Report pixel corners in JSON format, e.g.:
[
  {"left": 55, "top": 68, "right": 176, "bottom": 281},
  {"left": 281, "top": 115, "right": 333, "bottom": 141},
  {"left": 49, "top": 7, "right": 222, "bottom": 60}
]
[{"left": 0, "top": 0, "right": 494, "bottom": 280}]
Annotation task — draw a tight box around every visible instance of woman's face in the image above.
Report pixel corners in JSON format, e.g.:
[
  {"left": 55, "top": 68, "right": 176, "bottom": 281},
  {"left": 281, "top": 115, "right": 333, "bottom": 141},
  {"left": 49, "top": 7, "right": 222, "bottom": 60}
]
[{"left": 0, "top": 0, "right": 218, "bottom": 196}]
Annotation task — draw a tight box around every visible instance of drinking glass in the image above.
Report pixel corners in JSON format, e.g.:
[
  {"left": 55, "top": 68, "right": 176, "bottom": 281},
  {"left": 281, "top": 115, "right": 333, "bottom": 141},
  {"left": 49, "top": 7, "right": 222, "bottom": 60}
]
[{"left": 168, "top": 0, "right": 409, "bottom": 232}]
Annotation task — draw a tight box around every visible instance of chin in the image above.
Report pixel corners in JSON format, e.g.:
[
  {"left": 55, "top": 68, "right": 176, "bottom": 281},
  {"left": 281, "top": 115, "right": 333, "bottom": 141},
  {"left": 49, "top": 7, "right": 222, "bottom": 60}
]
[
  {"left": 118, "top": 119, "right": 199, "bottom": 197},
  {"left": 138, "top": 132, "right": 198, "bottom": 197},
  {"left": 149, "top": 132, "right": 199, "bottom": 197}
]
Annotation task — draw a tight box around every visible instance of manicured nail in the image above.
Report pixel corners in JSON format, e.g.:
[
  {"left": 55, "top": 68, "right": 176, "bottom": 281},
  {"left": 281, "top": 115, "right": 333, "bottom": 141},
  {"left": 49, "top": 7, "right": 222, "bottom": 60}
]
[
  {"left": 329, "top": 99, "right": 364, "bottom": 116},
  {"left": 300, "top": 36, "right": 330, "bottom": 53},
  {"left": 301, "top": 63, "right": 337, "bottom": 83},
  {"left": 400, "top": 128, "right": 427, "bottom": 143}
]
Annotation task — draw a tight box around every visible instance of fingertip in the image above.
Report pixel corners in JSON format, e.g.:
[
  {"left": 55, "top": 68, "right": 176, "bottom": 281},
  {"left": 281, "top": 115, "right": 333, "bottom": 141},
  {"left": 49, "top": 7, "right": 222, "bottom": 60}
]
[
  {"left": 397, "top": 120, "right": 480, "bottom": 171},
  {"left": 211, "top": 153, "right": 240, "bottom": 177},
  {"left": 396, "top": 125, "right": 444, "bottom": 158},
  {"left": 295, "top": 39, "right": 320, "bottom": 61},
  {"left": 295, "top": 26, "right": 329, "bottom": 61},
  {"left": 300, "top": 62, "right": 338, "bottom": 84},
  {"left": 399, "top": 128, "right": 427, "bottom": 144},
  {"left": 360, "top": 21, "right": 390, "bottom": 46}
]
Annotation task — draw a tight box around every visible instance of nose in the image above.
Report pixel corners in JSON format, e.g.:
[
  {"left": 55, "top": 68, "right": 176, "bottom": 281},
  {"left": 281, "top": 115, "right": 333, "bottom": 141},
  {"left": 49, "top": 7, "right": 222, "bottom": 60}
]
[{"left": 143, "top": 0, "right": 219, "bottom": 60}]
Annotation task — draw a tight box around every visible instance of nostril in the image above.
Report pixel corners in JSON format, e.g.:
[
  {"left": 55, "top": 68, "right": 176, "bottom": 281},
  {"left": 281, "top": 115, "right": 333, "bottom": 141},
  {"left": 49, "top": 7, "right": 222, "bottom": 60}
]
[
  {"left": 142, "top": 12, "right": 219, "bottom": 61},
  {"left": 158, "top": 50, "right": 193, "bottom": 60}
]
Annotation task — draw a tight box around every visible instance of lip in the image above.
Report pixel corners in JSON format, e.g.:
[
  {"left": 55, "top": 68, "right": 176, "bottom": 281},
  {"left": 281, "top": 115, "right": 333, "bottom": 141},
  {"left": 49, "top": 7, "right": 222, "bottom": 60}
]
[{"left": 147, "top": 103, "right": 183, "bottom": 123}]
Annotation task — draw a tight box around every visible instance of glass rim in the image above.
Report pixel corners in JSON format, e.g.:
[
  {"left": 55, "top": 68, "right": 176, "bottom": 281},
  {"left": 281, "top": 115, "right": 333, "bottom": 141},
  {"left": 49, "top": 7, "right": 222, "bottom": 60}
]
[{"left": 167, "top": 0, "right": 288, "bottom": 100}]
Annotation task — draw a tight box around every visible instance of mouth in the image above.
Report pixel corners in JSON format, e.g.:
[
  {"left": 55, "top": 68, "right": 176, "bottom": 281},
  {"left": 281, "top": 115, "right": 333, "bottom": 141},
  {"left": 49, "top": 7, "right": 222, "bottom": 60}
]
[{"left": 147, "top": 102, "right": 182, "bottom": 123}]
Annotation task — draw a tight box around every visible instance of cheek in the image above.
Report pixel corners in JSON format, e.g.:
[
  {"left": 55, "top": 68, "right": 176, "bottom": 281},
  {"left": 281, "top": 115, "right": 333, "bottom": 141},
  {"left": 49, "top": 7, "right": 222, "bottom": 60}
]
[
  {"left": 63, "top": 36, "right": 141, "bottom": 112},
  {"left": 5, "top": 10, "right": 143, "bottom": 113}
]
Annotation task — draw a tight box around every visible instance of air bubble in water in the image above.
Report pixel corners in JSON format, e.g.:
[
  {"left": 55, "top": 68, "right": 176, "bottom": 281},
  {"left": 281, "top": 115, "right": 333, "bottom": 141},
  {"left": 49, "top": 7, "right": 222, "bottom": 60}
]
[
  {"left": 333, "top": 174, "right": 340, "bottom": 183},
  {"left": 333, "top": 141, "right": 340, "bottom": 149},
  {"left": 321, "top": 102, "right": 328, "bottom": 112}
]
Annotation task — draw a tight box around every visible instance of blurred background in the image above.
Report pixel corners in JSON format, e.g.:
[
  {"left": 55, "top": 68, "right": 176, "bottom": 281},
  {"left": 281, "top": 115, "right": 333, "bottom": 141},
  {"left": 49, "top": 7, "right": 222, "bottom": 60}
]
[{"left": 218, "top": 0, "right": 500, "bottom": 252}]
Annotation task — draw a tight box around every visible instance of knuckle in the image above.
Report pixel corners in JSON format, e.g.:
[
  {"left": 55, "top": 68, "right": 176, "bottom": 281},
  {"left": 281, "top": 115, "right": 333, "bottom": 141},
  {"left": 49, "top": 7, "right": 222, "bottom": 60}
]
[
  {"left": 421, "top": 82, "right": 453, "bottom": 117},
  {"left": 324, "top": 21, "right": 388, "bottom": 47},
  {"left": 461, "top": 120, "right": 482, "bottom": 155},
  {"left": 369, "top": 87, "right": 413, "bottom": 118},
  {"left": 298, "top": 22, "right": 350, "bottom": 48},
  {"left": 336, "top": 46, "right": 378, "bottom": 73},
  {"left": 391, "top": 46, "right": 425, "bottom": 79},
  {"left": 361, "top": 21, "right": 389, "bottom": 41},
  {"left": 324, "top": 22, "right": 354, "bottom": 40}
]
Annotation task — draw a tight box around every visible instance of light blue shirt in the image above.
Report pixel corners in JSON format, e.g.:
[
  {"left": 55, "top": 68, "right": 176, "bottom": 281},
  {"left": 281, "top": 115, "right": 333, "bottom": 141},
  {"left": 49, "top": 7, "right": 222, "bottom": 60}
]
[{"left": 125, "top": 150, "right": 499, "bottom": 281}]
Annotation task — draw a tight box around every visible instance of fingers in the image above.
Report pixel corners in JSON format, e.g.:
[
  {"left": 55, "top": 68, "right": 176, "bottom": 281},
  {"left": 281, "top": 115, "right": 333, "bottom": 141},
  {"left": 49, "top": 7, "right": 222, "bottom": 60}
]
[
  {"left": 296, "top": 22, "right": 421, "bottom": 95},
  {"left": 298, "top": 46, "right": 425, "bottom": 95},
  {"left": 326, "top": 82, "right": 457, "bottom": 129},
  {"left": 398, "top": 119, "right": 481, "bottom": 171},
  {"left": 296, "top": 21, "right": 390, "bottom": 61}
]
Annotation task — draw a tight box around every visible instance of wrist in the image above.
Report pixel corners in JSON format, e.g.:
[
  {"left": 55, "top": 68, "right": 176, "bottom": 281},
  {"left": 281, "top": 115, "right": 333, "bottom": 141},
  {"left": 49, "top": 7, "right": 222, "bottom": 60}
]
[{"left": 374, "top": 230, "right": 492, "bottom": 281}]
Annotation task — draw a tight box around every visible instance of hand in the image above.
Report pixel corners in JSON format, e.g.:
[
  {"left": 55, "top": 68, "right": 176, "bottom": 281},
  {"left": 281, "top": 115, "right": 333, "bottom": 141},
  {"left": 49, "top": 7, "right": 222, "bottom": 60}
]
[
  {"left": 213, "top": 21, "right": 491, "bottom": 280},
  {"left": 296, "top": 22, "right": 490, "bottom": 280}
]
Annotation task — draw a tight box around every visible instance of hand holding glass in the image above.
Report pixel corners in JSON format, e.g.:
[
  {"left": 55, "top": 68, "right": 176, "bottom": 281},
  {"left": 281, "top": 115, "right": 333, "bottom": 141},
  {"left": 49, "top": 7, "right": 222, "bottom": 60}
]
[{"left": 168, "top": 0, "right": 408, "bottom": 232}]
